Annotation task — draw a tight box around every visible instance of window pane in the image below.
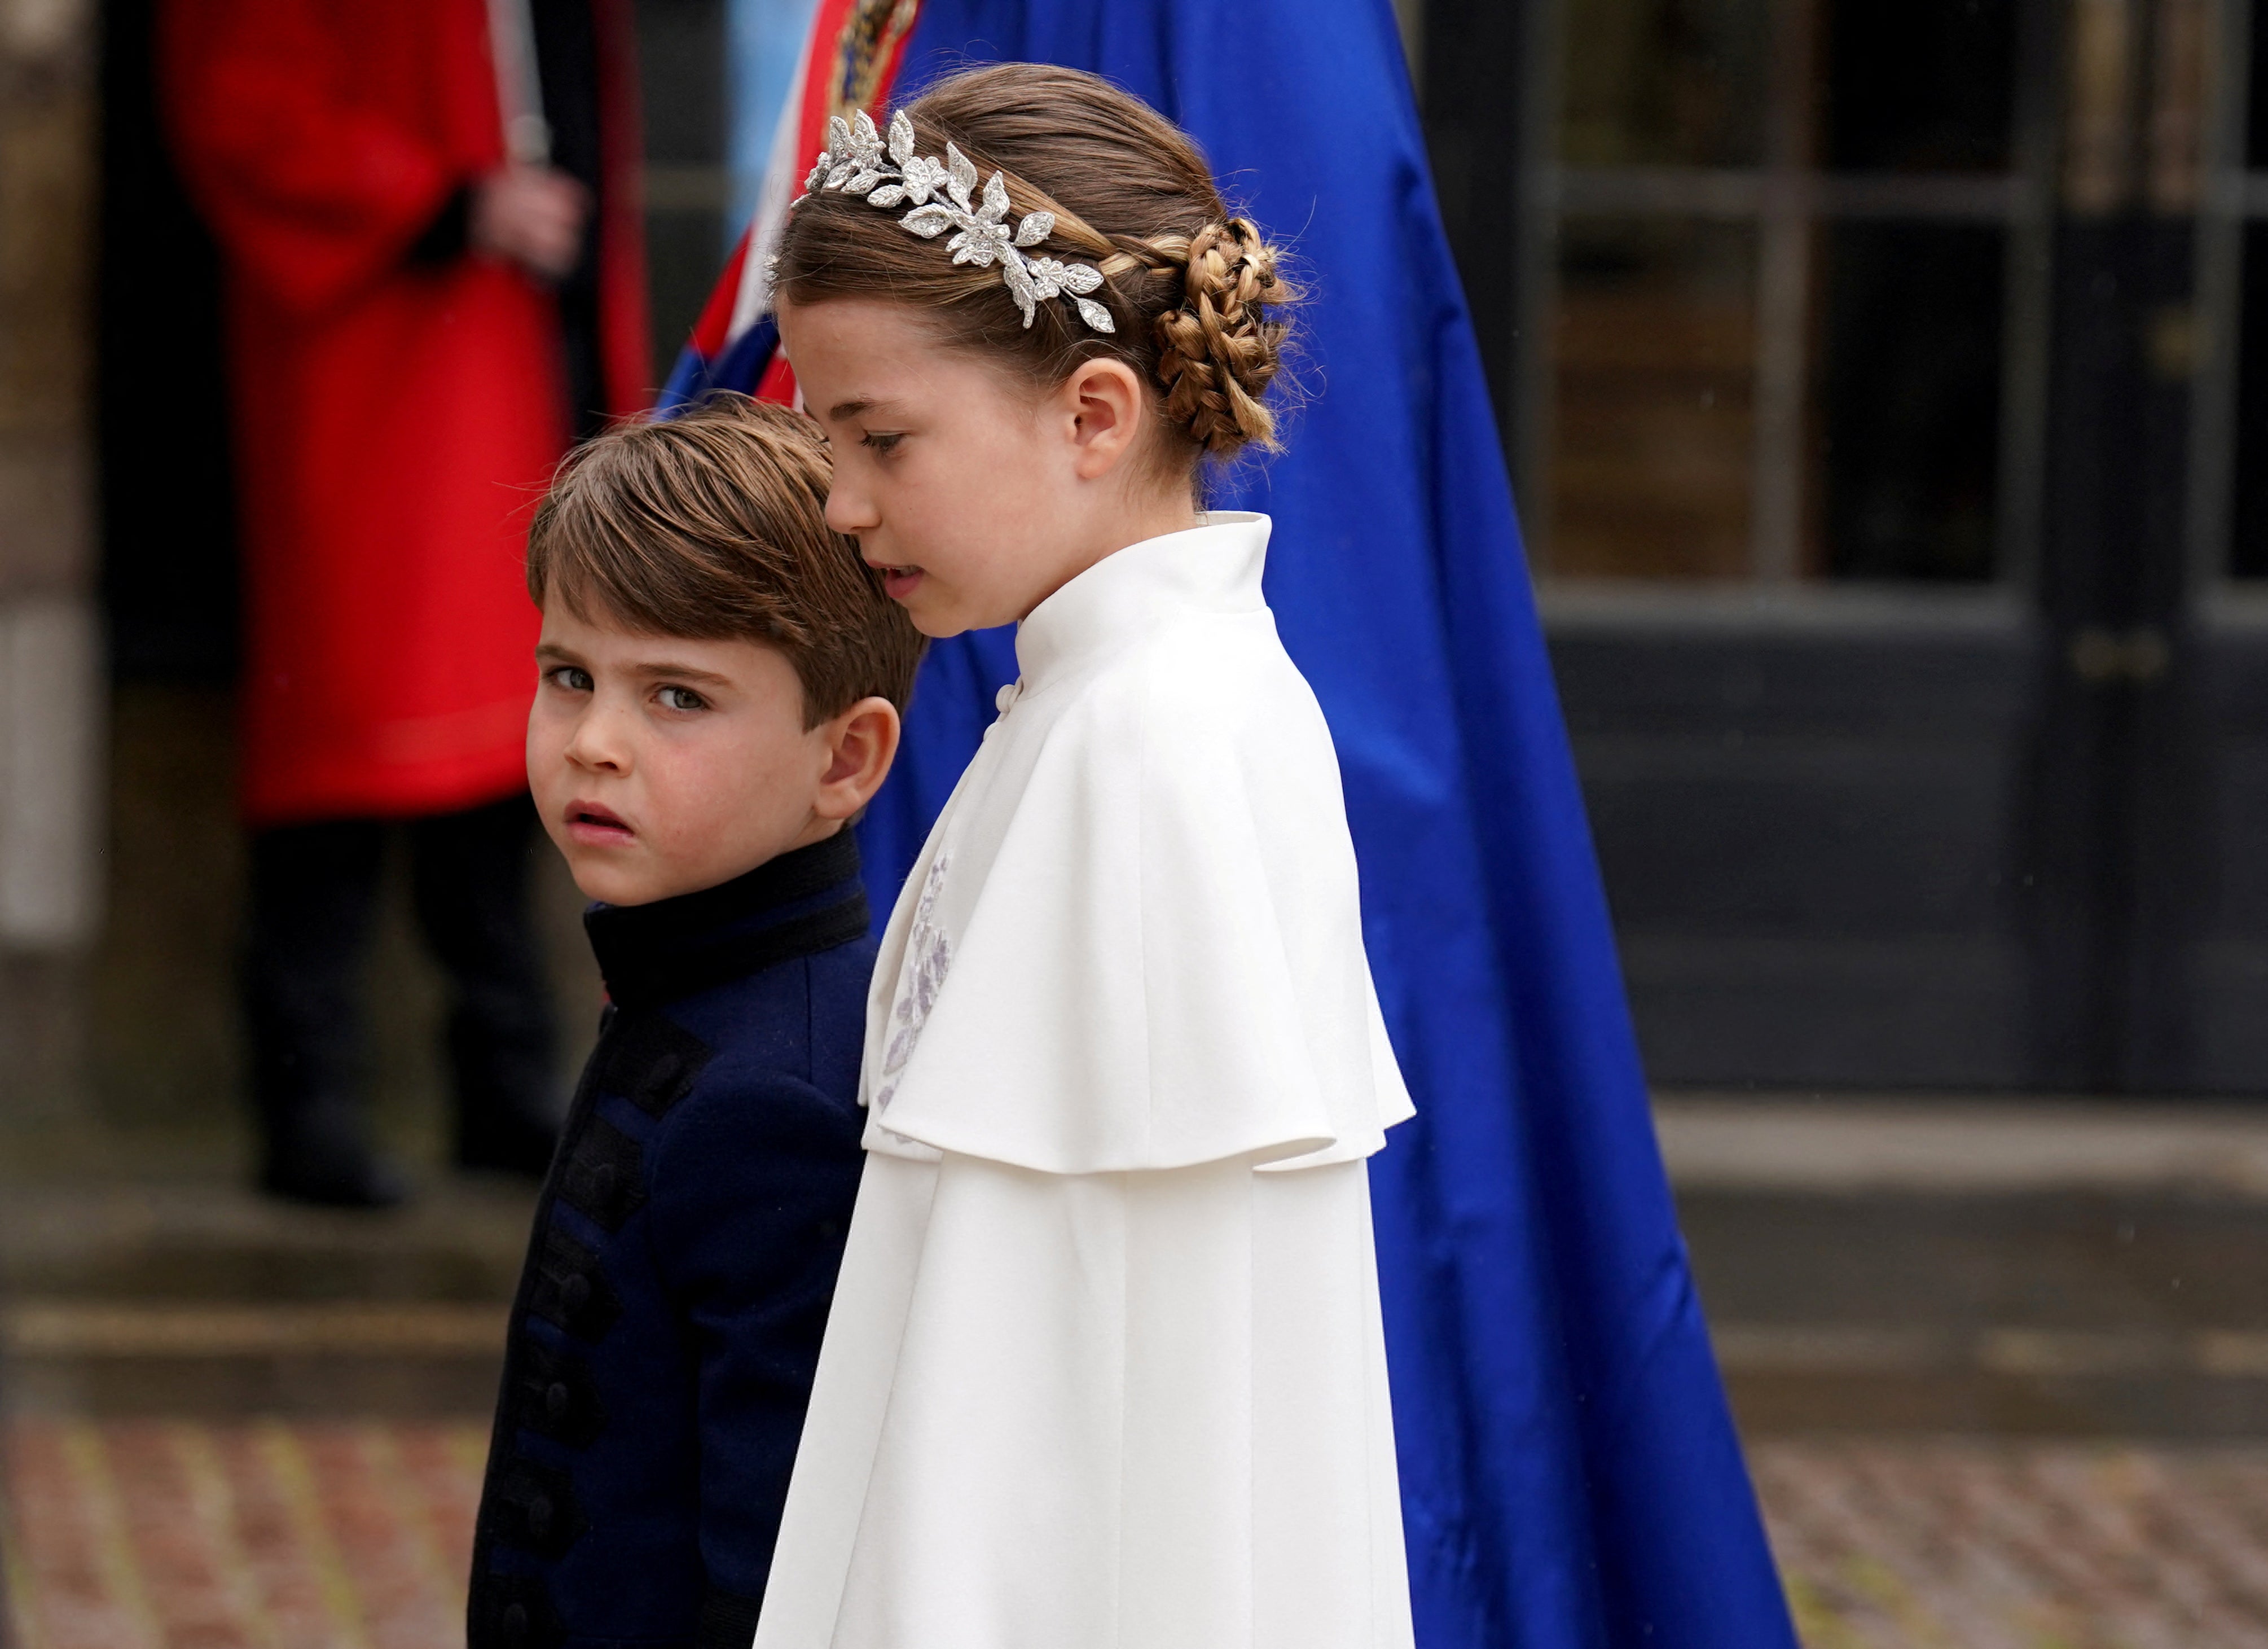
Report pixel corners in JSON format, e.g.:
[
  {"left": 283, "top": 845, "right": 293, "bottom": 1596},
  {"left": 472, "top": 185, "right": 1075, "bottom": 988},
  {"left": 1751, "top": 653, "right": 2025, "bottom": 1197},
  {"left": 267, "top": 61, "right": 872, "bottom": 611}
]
[
  {"left": 1560, "top": 0, "right": 1772, "bottom": 167},
  {"left": 1824, "top": 0, "right": 2016, "bottom": 172},
  {"left": 1550, "top": 218, "right": 1757, "bottom": 577},
  {"left": 2234, "top": 227, "right": 2268, "bottom": 577},
  {"left": 1819, "top": 222, "right": 2003, "bottom": 581}
]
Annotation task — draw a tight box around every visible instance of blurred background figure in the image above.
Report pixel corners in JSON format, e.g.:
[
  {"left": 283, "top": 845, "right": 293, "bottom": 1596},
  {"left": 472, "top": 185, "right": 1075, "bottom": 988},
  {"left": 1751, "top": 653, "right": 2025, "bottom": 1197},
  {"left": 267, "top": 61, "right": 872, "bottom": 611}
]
[{"left": 155, "top": 0, "right": 649, "bottom": 1204}]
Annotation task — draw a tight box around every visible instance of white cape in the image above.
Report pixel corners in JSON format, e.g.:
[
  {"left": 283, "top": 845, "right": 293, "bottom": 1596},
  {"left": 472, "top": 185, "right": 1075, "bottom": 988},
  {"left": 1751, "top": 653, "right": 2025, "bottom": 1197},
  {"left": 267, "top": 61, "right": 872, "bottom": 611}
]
[{"left": 754, "top": 514, "right": 1417, "bottom": 1649}]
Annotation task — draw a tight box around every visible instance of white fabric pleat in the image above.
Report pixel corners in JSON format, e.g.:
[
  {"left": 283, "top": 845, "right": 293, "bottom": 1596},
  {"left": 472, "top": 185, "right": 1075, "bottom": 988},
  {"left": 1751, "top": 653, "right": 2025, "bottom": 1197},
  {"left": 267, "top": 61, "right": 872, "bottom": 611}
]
[{"left": 755, "top": 1155, "right": 1410, "bottom": 1649}]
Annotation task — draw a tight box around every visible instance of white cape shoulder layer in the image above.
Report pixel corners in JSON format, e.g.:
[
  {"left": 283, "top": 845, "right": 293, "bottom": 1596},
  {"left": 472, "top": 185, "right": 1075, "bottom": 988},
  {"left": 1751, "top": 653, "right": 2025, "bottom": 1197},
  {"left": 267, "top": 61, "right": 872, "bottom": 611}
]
[
  {"left": 863, "top": 513, "right": 1414, "bottom": 1174},
  {"left": 754, "top": 514, "right": 1417, "bottom": 1649}
]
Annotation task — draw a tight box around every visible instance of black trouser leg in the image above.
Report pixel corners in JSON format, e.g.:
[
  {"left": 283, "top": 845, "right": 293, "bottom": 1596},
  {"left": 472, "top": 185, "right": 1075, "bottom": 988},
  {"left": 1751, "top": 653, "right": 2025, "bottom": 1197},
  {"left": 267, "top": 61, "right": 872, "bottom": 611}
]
[
  {"left": 407, "top": 793, "right": 561, "bottom": 1175},
  {"left": 244, "top": 817, "right": 406, "bottom": 1206}
]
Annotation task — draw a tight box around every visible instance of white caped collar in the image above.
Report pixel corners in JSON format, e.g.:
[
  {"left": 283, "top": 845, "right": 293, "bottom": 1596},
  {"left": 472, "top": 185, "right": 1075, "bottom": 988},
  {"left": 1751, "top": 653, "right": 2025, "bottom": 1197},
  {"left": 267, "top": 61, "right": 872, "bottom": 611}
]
[{"left": 1013, "top": 512, "right": 1271, "bottom": 695}]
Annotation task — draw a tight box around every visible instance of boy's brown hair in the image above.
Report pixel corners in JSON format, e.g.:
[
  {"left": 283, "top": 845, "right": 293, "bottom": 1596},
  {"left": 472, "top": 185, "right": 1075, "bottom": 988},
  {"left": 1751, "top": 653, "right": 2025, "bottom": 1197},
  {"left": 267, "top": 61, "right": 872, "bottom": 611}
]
[{"left": 526, "top": 393, "right": 925, "bottom": 723}]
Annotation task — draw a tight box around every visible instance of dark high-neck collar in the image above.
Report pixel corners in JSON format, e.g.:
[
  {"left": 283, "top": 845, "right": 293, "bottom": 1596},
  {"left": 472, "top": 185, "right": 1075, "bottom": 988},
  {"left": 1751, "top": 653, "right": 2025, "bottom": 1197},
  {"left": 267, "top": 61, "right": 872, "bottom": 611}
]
[{"left": 583, "top": 830, "right": 869, "bottom": 1010}]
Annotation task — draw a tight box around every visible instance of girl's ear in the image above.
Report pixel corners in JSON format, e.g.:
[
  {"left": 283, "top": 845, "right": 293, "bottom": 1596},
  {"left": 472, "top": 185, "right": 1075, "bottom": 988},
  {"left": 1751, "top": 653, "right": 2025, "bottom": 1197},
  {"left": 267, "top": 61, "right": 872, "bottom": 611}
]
[
  {"left": 814, "top": 696, "right": 903, "bottom": 822},
  {"left": 1061, "top": 358, "right": 1150, "bottom": 480}
]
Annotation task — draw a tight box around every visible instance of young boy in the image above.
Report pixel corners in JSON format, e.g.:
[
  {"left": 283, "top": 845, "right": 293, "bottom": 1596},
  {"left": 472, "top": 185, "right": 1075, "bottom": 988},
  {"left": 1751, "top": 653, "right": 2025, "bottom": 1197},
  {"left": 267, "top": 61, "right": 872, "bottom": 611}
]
[{"left": 468, "top": 394, "right": 924, "bottom": 1649}]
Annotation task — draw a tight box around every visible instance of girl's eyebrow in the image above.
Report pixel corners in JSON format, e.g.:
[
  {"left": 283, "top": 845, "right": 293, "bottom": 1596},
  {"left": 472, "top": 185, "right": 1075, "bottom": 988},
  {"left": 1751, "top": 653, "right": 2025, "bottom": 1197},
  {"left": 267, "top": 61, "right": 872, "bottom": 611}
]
[{"left": 829, "top": 396, "right": 894, "bottom": 421}]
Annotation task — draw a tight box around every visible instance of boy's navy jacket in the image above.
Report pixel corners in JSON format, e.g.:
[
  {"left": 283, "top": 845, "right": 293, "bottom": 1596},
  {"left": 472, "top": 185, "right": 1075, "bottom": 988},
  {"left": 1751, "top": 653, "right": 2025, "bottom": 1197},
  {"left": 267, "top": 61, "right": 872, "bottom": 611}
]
[{"left": 468, "top": 831, "right": 873, "bottom": 1649}]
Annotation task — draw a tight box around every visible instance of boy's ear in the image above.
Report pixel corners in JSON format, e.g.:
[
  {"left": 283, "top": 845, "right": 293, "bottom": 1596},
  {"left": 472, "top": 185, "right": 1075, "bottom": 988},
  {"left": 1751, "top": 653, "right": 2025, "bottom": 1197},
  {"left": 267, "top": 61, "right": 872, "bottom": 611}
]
[
  {"left": 813, "top": 696, "right": 903, "bottom": 823},
  {"left": 1062, "top": 358, "right": 1149, "bottom": 480}
]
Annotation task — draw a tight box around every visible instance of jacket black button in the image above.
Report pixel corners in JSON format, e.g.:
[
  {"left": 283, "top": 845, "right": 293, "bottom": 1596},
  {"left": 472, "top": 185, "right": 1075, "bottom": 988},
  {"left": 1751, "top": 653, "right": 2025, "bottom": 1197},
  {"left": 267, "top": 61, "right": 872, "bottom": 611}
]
[
  {"left": 528, "top": 1495, "right": 553, "bottom": 1538},
  {"left": 590, "top": 1162, "right": 617, "bottom": 1200},
  {"left": 560, "top": 1273, "right": 591, "bottom": 1312},
  {"left": 546, "top": 1381, "right": 570, "bottom": 1420},
  {"left": 500, "top": 1602, "right": 528, "bottom": 1643}
]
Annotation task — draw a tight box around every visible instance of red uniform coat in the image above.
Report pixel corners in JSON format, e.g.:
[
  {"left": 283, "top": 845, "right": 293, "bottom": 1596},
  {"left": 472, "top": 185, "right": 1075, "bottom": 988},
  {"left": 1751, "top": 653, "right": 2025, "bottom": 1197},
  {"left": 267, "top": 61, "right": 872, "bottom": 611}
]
[{"left": 162, "top": 0, "right": 648, "bottom": 824}]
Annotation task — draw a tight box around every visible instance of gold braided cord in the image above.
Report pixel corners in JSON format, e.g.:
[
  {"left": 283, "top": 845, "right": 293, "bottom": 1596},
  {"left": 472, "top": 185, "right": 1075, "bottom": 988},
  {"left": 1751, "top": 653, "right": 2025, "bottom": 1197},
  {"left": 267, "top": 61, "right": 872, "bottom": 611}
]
[{"left": 829, "top": 0, "right": 922, "bottom": 125}]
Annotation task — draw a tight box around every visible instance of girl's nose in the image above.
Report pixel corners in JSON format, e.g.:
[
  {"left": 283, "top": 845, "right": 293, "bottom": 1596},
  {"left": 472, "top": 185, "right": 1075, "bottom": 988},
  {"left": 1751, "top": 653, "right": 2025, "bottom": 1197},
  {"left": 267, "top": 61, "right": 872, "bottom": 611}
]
[{"left": 826, "top": 480, "right": 880, "bottom": 537}]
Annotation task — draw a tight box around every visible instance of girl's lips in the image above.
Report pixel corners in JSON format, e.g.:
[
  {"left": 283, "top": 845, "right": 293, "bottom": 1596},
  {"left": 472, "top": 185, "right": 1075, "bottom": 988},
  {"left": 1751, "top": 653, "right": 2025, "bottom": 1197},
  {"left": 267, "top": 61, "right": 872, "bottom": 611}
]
[
  {"left": 565, "top": 802, "right": 635, "bottom": 846},
  {"left": 871, "top": 562, "right": 924, "bottom": 602}
]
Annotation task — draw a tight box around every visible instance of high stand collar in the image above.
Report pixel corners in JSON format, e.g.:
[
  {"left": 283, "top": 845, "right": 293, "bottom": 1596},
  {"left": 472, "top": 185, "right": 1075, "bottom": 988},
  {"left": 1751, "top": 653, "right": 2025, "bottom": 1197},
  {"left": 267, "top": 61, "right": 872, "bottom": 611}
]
[
  {"left": 1012, "top": 512, "right": 1271, "bottom": 696},
  {"left": 583, "top": 830, "right": 869, "bottom": 1010}
]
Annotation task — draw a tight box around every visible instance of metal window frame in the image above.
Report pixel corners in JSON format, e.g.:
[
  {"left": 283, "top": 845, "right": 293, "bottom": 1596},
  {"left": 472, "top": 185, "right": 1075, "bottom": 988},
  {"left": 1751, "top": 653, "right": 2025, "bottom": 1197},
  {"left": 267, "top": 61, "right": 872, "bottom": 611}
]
[
  {"left": 1517, "top": 0, "right": 2065, "bottom": 593},
  {"left": 2191, "top": 0, "right": 2261, "bottom": 606}
]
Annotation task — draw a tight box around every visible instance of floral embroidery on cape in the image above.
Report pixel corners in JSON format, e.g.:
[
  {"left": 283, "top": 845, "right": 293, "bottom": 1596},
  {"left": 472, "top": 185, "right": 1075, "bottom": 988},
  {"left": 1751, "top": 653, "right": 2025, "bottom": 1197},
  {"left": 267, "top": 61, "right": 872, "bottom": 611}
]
[{"left": 873, "top": 853, "right": 951, "bottom": 1112}]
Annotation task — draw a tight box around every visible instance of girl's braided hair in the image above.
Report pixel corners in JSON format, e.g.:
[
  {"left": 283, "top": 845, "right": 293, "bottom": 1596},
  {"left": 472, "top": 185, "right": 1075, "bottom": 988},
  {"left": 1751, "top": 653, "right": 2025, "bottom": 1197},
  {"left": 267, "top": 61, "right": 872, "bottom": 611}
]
[{"left": 774, "top": 62, "right": 1298, "bottom": 464}]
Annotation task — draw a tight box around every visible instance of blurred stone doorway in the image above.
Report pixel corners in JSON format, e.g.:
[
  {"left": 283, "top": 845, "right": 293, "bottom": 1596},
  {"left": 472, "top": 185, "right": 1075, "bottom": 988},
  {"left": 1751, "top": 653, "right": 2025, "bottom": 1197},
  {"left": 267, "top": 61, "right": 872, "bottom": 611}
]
[{"left": 1426, "top": 0, "right": 2268, "bottom": 1094}]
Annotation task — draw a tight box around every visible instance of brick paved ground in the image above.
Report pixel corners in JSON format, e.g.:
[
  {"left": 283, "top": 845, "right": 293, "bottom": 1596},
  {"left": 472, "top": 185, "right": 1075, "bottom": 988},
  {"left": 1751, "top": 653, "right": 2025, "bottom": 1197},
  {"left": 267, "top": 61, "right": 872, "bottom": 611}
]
[
  {"left": 1757, "top": 1442, "right": 2268, "bottom": 1648},
  {"left": 3, "top": 1419, "right": 486, "bottom": 1649},
  {"left": 11, "top": 1422, "right": 2268, "bottom": 1647}
]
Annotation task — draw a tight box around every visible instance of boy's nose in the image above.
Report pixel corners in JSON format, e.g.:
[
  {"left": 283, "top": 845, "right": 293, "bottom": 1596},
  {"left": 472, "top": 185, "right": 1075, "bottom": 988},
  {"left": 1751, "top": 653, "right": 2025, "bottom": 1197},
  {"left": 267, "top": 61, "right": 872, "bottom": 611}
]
[{"left": 562, "top": 708, "right": 629, "bottom": 771}]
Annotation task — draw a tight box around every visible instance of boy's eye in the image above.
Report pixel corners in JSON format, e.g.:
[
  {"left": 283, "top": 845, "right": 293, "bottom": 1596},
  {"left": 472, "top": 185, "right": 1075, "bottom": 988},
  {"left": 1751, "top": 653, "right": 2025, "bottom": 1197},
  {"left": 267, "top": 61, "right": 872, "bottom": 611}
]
[
  {"left": 657, "top": 686, "right": 708, "bottom": 712},
  {"left": 860, "top": 431, "right": 905, "bottom": 456},
  {"left": 548, "top": 665, "right": 593, "bottom": 692}
]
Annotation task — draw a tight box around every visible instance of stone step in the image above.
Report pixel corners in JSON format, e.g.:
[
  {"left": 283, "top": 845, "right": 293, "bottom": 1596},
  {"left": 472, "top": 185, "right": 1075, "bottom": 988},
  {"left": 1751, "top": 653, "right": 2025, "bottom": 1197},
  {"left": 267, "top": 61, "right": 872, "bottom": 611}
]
[
  {"left": 0, "top": 1169, "right": 531, "bottom": 1415},
  {"left": 12, "top": 1103, "right": 2268, "bottom": 1431},
  {"left": 1662, "top": 1097, "right": 2268, "bottom": 1435},
  {"left": 0, "top": 1174, "right": 536, "bottom": 1303}
]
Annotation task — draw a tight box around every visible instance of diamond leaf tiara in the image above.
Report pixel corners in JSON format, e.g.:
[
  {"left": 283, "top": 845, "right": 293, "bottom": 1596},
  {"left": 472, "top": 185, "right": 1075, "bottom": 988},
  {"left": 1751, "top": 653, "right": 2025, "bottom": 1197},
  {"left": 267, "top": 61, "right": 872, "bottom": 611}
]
[{"left": 801, "top": 109, "right": 1117, "bottom": 334}]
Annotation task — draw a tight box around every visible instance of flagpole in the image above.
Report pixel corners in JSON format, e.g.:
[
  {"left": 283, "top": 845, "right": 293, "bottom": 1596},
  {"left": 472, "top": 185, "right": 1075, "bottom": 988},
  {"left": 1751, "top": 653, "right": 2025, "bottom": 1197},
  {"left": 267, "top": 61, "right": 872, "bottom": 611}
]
[{"left": 725, "top": 17, "right": 819, "bottom": 339}]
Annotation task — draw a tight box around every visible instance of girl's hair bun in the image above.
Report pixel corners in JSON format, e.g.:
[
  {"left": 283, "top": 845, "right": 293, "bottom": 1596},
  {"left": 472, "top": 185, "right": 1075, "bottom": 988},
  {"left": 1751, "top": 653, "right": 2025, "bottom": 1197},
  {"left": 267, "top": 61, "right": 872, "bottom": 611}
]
[{"left": 1152, "top": 219, "right": 1294, "bottom": 458}]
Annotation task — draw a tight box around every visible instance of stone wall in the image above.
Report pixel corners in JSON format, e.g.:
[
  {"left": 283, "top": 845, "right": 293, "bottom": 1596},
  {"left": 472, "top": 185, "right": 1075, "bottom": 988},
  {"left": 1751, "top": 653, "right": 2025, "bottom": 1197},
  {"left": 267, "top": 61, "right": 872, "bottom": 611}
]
[{"left": 0, "top": 0, "right": 103, "bottom": 1120}]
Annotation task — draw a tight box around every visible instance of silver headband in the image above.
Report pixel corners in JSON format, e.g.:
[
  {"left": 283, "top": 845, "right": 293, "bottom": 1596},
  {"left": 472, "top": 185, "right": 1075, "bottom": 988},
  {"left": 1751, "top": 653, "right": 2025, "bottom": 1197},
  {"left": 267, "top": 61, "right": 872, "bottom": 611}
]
[{"left": 802, "top": 110, "right": 1116, "bottom": 334}]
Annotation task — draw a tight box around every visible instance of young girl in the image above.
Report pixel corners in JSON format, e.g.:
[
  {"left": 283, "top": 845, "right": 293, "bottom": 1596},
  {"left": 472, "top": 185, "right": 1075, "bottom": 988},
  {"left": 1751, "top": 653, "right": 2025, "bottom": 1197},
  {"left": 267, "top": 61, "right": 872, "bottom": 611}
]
[{"left": 758, "top": 62, "right": 1417, "bottom": 1649}]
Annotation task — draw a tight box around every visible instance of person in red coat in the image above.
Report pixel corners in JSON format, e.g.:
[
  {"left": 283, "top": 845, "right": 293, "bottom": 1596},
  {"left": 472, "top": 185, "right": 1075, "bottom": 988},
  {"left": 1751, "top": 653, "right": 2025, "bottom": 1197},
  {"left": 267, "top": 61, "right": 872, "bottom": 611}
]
[{"left": 162, "top": 0, "right": 648, "bottom": 1204}]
